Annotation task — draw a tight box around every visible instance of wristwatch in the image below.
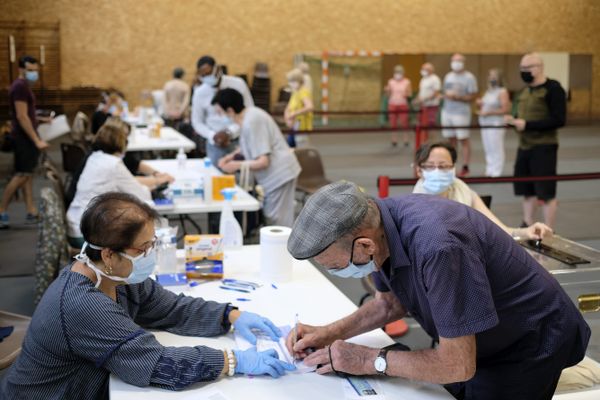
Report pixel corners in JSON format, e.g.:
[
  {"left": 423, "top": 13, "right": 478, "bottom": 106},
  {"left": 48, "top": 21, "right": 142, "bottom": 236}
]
[{"left": 374, "top": 348, "right": 389, "bottom": 375}]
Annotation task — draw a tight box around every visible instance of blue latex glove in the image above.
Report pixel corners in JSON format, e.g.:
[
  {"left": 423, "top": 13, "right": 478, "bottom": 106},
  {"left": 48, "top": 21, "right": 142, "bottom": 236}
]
[
  {"left": 233, "top": 311, "right": 282, "bottom": 345},
  {"left": 233, "top": 348, "right": 296, "bottom": 378}
]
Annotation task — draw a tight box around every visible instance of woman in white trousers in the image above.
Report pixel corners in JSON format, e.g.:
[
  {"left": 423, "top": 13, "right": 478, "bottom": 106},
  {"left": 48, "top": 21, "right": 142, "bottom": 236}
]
[{"left": 477, "top": 69, "right": 511, "bottom": 177}]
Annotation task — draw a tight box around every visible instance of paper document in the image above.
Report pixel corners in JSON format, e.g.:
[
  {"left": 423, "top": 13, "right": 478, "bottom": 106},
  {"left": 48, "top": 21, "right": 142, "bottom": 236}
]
[
  {"left": 37, "top": 115, "right": 70, "bottom": 142},
  {"left": 234, "top": 325, "right": 316, "bottom": 374},
  {"left": 181, "top": 389, "right": 231, "bottom": 400}
]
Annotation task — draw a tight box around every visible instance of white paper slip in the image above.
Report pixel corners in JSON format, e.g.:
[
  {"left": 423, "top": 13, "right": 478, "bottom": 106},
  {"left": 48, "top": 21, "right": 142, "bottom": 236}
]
[
  {"left": 233, "top": 325, "right": 316, "bottom": 374},
  {"left": 37, "top": 114, "right": 70, "bottom": 142},
  {"left": 180, "top": 389, "right": 230, "bottom": 400},
  {"left": 342, "top": 376, "right": 386, "bottom": 399}
]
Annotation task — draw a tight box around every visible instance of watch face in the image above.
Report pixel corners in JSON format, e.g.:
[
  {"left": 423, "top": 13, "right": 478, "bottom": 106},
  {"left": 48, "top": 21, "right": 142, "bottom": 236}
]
[{"left": 374, "top": 357, "right": 387, "bottom": 372}]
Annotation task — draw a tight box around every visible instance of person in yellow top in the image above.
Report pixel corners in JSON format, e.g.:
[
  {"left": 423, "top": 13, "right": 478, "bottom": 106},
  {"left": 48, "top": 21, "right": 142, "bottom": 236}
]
[{"left": 284, "top": 68, "right": 314, "bottom": 148}]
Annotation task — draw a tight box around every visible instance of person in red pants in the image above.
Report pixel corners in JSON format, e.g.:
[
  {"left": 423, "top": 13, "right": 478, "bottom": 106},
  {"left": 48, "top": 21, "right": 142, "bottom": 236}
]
[{"left": 385, "top": 65, "right": 412, "bottom": 147}]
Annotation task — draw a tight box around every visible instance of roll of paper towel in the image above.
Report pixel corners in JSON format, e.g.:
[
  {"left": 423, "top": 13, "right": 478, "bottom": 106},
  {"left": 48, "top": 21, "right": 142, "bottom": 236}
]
[{"left": 260, "top": 226, "right": 293, "bottom": 283}]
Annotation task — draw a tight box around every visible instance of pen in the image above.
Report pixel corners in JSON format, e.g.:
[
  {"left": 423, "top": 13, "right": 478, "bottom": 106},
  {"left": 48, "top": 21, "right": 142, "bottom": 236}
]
[
  {"left": 236, "top": 298, "right": 252, "bottom": 302},
  {"left": 292, "top": 313, "right": 299, "bottom": 356},
  {"left": 219, "top": 285, "right": 251, "bottom": 293},
  {"left": 222, "top": 281, "right": 256, "bottom": 290},
  {"left": 222, "top": 279, "right": 261, "bottom": 288},
  {"left": 271, "top": 283, "right": 278, "bottom": 289}
]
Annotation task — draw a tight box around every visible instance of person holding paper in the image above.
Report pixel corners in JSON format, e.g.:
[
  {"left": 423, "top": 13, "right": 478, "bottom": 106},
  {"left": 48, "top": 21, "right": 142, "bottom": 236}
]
[
  {"left": 1, "top": 192, "right": 294, "bottom": 399},
  {"left": 0, "top": 55, "right": 49, "bottom": 229},
  {"left": 285, "top": 181, "right": 589, "bottom": 400}
]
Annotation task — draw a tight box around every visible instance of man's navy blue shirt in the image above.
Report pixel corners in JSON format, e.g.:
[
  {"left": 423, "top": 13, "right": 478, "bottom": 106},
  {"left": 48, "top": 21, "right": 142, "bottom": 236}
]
[{"left": 372, "top": 195, "right": 589, "bottom": 368}]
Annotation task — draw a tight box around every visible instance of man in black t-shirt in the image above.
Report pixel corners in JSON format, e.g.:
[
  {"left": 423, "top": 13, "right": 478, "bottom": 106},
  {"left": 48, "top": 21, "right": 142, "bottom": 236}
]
[
  {"left": 506, "top": 53, "right": 566, "bottom": 229},
  {"left": 0, "top": 56, "right": 49, "bottom": 229}
]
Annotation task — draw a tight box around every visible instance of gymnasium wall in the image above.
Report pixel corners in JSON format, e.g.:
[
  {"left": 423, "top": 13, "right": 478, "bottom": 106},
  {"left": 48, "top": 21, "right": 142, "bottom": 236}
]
[{"left": 2, "top": 0, "right": 599, "bottom": 116}]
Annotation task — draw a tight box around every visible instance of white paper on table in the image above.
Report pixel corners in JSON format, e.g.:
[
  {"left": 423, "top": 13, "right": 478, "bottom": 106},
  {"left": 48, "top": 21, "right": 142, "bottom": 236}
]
[
  {"left": 37, "top": 114, "right": 70, "bottom": 141},
  {"left": 342, "top": 377, "right": 386, "bottom": 399},
  {"left": 180, "top": 388, "right": 231, "bottom": 400},
  {"left": 233, "top": 325, "right": 316, "bottom": 374}
]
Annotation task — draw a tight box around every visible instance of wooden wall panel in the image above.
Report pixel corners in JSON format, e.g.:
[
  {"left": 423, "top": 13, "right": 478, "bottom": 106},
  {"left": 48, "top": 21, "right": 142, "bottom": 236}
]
[{"left": 1, "top": 0, "right": 599, "bottom": 115}]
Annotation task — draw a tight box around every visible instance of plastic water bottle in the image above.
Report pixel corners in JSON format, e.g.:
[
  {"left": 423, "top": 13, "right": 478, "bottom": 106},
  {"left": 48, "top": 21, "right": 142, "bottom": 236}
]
[
  {"left": 219, "top": 188, "right": 243, "bottom": 249},
  {"left": 203, "top": 158, "right": 213, "bottom": 203},
  {"left": 157, "top": 234, "right": 177, "bottom": 274},
  {"left": 177, "top": 148, "right": 187, "bottom": 170}
]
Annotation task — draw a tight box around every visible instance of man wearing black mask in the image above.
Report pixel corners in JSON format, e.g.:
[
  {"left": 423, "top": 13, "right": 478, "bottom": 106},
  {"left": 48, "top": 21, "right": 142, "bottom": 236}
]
[{"left": 505, "top": 53, "right": 566, "bottom": 230}]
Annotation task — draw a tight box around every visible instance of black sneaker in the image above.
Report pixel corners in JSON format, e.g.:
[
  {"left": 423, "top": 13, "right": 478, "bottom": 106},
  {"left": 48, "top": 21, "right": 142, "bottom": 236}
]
[
  {"left": 25, "top": 213, "right": 39, "bottom": 224},
  {"left": 0, "top": 213, "right": 9, "bottom": 229}
]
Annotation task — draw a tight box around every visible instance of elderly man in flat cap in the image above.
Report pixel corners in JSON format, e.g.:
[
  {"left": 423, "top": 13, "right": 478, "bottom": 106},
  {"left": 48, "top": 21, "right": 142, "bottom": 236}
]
[{"left": 286, "top": 181, "right": 589, "bottom": 400}]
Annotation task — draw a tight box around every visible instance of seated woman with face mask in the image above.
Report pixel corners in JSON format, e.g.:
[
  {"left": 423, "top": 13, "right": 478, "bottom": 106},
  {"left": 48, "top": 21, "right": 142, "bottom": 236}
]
[
  {"left": 413, "top": 142, "right": 552, "bottom": 240},
  {"left": 0, "top": 192, "right": 294, "bottom": 399}
]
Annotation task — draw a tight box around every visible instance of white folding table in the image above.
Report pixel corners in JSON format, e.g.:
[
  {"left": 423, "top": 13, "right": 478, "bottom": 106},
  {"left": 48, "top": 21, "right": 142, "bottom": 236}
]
[
  {"left": 127, "top": 126, "right": 196, "bottom": 152},
  {"left": 109, "top": 245, "right": 452, "bottom": 400}
]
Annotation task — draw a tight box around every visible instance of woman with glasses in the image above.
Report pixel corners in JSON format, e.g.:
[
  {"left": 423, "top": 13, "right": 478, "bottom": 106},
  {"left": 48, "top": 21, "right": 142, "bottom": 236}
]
[
  {"left": 412, "top": 142, "right": 552, "bottom": 240},
  {"left": 1, "top": 192, "right": 295, "bottom": 399}
]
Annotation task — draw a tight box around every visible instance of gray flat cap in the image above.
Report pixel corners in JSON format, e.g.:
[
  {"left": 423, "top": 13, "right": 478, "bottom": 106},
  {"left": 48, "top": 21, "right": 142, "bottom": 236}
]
[{"left": 287, "top": 181, "right": 369, "bottom": 260}]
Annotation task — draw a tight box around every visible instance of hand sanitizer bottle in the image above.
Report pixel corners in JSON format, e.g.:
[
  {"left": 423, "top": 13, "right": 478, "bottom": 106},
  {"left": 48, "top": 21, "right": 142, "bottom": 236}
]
[
  {"left": 203, "top": 158, "right": 213, "bottom": 202},
  {"left": 219, "top": 188, "right": 243, "bottom": 249},
  {"left": 176, "top": 148, "right": 187, "bottom": 170}
]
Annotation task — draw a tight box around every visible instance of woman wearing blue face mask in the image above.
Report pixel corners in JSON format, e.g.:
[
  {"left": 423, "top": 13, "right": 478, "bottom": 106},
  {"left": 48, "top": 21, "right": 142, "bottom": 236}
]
[
  {"left": 413, "top": 142, "right": 552, "bottom": 241},
  {"left": 1, "top": 192, "right": 294, "bottom": 399}
]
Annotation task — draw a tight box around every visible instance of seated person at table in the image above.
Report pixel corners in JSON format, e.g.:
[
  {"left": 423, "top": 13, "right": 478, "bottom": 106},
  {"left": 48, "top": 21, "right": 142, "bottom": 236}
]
[
  {"left": 92, "top": 89, "right": 125, "bottom": 134},
  {"left": 0, "top": 192, "right": 295, "bottom": 399},
  {"left": 214, "top": 88, "right": 301, "bottom": 227},
  {"left": 413, "top": 141, "right": 552, "bottom": 240},
  {"left": 66, "top": 119, "right": 173, "bottom": 248}
]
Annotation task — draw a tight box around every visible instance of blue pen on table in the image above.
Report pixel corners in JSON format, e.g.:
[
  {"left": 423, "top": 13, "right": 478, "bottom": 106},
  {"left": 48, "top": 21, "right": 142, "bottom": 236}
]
[
  {"left": 219, "top": 285, "right": 251, "bottom": 294},
  {"left": 271, "top": 283, "right": 278, "bottom": 289},
  {"left": 222, "top": 279, "right": 261, "bottom": 289},
  {"left": 222, "top": 281, "right": 256, "bottom": 291},
  {"left": 236, "top": 298, "right": 252, "bottom": 302}
]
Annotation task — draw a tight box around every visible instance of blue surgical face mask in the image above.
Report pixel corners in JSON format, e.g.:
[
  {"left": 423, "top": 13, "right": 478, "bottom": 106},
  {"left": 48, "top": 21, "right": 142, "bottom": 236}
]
[
  {"left": 25, "top": 70, "right": 39, "bottom": 83},
  {"left": 326, "top": 237, "right": 377, "bottom": 279},
  {"left": 75, "top": 242, "right": 156, "bottom": 288},
  {"left": 328, "top": 258, "right": 377, "bottom": 279},
  {"left": 422, "top": 168, "right": 456, "bottom": 194}
]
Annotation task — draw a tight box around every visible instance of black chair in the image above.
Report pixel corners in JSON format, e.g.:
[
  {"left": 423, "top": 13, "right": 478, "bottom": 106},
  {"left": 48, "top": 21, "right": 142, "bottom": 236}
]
[
  {"left": 60, "top": 143, "right": 87, "bottom": 174},
  {"left": 480, "top": 195, "right": 493, "bottom": 209}
]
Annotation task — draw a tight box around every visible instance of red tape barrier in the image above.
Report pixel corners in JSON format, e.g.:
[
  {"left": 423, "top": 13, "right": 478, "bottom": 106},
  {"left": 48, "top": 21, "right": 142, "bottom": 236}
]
[{"left": 377, "top": 172, "right": 600, "bottom": 198}]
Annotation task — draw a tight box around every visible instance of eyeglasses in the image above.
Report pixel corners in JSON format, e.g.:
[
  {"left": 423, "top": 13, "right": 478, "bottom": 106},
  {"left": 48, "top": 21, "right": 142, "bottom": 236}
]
[
  {"left": 419, "top": 164, "right": 454, "bottom": 172},
  {"left": 126, "top": 236, "right": 157, "bottom": 257}
]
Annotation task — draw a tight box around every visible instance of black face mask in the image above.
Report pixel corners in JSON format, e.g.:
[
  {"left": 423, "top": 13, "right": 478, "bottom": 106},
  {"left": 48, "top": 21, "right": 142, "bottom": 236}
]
[{"left": 520, "top": 71, "right": 534, "bottom": 84}]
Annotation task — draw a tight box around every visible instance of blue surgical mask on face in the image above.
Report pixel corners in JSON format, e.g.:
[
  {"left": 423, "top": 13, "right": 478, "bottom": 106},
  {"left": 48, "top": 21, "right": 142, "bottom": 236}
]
[
  {"left": 25, "top": 70, "right": 39, "bottom": 83},
  {"left": 422, "top": 168, "right": 456, "bottom": 194},
  {"left": 118, "top": 249, "right": 156, "bottom": 284},
  {"left": 328, "top": 258, "right": 377, "bottom": 279},
  {"left": 326, "top": 236, "right": 377, "bottom": 279},
  {"left": 75, "top": 242, "right": 156, "bottom": 288}
]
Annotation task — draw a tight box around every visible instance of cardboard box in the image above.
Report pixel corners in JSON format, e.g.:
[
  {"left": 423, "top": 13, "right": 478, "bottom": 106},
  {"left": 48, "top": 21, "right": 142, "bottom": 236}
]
[
  {"left": 184, "top": 235, "right": 224, "bottom": 279},
  {"left": 212, "top": 175, "right": 236, "bottom": 201}
]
